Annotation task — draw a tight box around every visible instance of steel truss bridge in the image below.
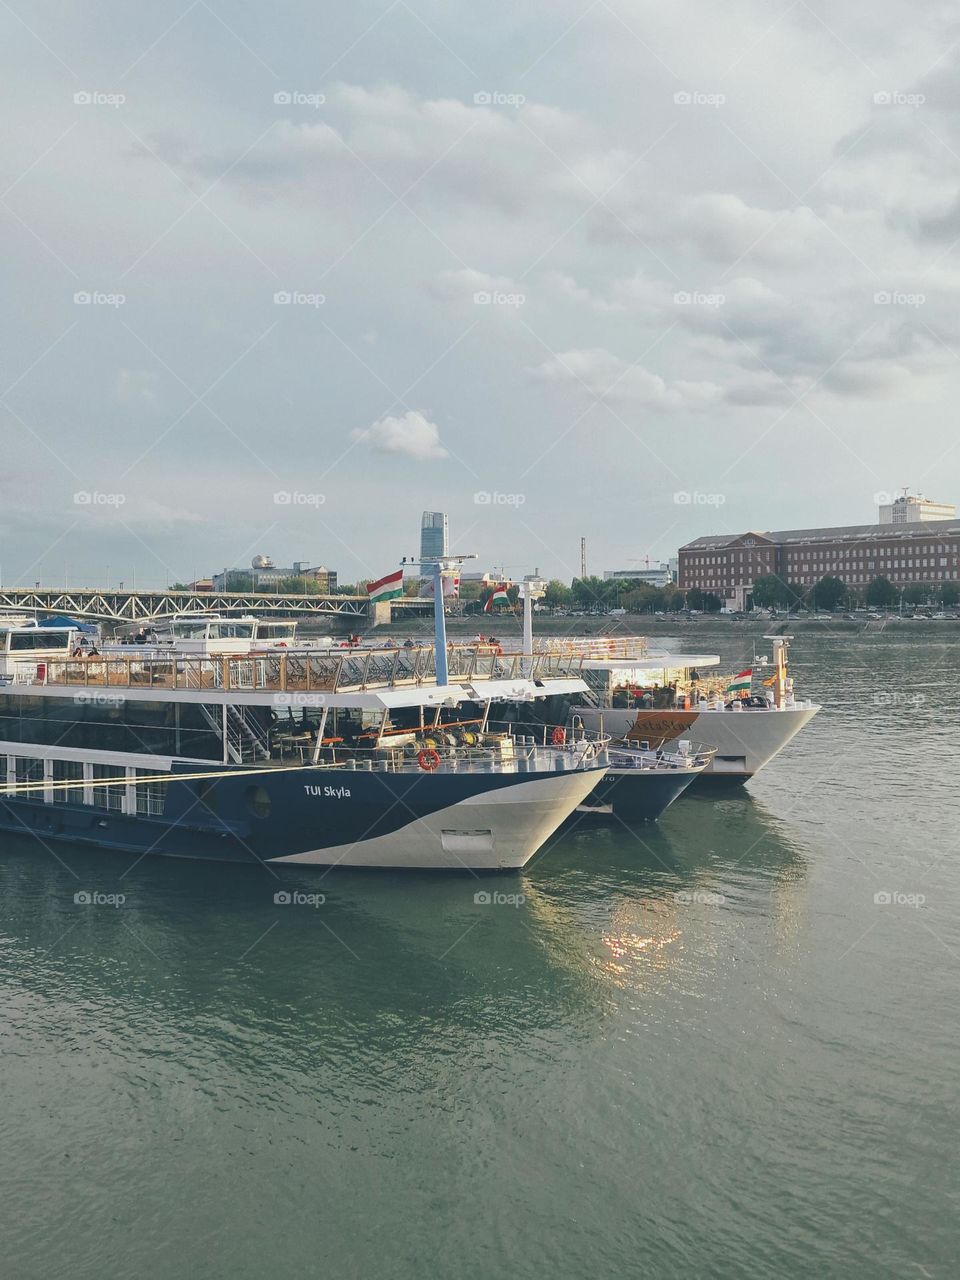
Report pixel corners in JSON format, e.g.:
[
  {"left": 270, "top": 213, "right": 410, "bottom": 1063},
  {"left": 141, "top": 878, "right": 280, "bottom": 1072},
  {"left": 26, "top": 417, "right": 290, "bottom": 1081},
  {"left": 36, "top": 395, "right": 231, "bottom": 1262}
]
[{"left": 0, "top": 588, "right": 432, "bottom": 625}]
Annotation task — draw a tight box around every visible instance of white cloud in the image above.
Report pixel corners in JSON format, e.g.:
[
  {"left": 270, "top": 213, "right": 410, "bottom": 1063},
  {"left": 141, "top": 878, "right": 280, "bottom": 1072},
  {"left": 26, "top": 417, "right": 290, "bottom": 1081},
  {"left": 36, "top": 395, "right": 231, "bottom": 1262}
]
[
  {"left": 531, "top": 349, "right": 720, "bottom": 408},
  {"left": 352, "top": 410, "right": 449, "bottom": 460}
]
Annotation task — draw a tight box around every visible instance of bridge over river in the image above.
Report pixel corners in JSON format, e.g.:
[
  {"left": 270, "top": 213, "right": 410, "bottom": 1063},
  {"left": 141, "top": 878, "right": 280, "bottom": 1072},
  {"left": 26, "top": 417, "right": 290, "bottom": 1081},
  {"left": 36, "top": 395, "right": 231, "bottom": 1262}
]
[{"left": 0, "top": 588, "right": 432, "bottom": 626}]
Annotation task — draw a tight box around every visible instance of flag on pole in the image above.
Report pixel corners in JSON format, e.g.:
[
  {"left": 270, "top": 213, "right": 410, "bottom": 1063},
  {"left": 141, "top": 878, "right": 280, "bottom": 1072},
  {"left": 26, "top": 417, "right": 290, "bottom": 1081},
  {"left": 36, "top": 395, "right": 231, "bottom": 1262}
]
[
  {"left": 366, "top": 569, "right": 404, "bottom": 602},
  {"left": 420, "top": 572, "right": 460, "bottom": 599},
  {"left": 725, "top": 669, "right": 752, "bottom": 694},
  {"left": 484, "top": 584, "right": 510, "bottom": 613}
]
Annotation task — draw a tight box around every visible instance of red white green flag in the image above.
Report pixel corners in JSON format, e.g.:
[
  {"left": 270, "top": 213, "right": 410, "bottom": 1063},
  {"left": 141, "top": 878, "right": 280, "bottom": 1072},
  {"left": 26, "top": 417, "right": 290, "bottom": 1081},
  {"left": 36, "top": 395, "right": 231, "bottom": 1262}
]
[
  {"left": 725, "top": 669, "right": 752, "bottom": 694},
  {"left": 366, "top": 569, "right": 403, "bottom": 603},
  {"left": 484, "top": 584, "right": 510, "bottom": 613}
]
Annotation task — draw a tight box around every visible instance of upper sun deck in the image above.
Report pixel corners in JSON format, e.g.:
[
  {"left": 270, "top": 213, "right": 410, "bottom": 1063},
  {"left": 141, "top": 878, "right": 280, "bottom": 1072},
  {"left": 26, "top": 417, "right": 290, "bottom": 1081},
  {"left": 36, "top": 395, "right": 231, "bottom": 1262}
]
[{"left": 1, "top": 643, "right": 587, "bottom": 709}]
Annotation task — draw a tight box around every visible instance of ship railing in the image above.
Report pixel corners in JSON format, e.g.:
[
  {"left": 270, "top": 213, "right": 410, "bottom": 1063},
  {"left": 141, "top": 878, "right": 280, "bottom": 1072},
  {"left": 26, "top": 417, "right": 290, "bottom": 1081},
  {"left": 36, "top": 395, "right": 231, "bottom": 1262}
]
[
  {"left": 535, "top": 636, "right": 649, "bottom": 659},
  {"left": 282, "top": 731, "right": 600, "bottom": 773},
  {"left": 35, "top": 645, "right": 582, "bottom": 695}
]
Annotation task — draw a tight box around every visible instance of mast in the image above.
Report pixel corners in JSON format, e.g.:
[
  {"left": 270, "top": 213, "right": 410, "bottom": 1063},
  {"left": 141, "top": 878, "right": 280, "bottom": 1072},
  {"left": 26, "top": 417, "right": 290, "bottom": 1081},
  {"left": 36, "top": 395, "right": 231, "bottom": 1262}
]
[{"left": 410, "top": 552, "right": 476, "bottom": 688}]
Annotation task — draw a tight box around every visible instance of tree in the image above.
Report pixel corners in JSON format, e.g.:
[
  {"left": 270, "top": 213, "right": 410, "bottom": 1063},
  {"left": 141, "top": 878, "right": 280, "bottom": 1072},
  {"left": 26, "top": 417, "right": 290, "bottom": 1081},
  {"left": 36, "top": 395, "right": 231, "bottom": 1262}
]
[
  {"left": 751, "top": 574, "right": 792, "bottom": 608},
  {"left": 544, "top": 579, "right": 573, "bottom": 609},
  {"left": 903, "top": 582, "right": 930, "bottom": 606},
  {"left": 812, "top": 575, "right": 847, "bottom": 611},
  {"left": 938, "top": 581, "right": 960, "bottom": 607},
  {"left": 866, "top": 576, "right": 897, "bottom": 608}
]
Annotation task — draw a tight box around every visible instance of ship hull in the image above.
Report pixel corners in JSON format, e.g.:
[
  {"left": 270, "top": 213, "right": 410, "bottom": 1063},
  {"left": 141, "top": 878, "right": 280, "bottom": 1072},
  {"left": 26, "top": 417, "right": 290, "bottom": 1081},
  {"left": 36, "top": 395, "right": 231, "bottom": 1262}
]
[
  {"left": 568, "top": 704, "right": 820, "bottom": 780},
  {"left": 580, "top": 765, "right": 704, "bottom": 821},
  {"left": 0, "top": 758, "right": 606, "bottom": 871}
]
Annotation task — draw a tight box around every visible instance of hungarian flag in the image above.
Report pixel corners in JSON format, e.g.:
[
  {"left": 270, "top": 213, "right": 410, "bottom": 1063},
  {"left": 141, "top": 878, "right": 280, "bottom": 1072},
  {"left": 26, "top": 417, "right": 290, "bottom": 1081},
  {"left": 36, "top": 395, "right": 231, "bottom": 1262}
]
[
  {"left": 725, "top": 669, "right": 752, "bottom": 694},
  {"left": 366, "top": 569, "right": 403, "bottom": 603},
  {"left": 484, "top": 584, "right": 510, "bottom": 613}
]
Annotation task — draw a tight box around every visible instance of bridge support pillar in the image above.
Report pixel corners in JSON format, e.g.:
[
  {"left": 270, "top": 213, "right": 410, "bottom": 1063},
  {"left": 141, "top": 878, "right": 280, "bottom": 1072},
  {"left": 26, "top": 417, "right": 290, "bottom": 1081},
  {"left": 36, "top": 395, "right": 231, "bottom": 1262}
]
[{"left": 368, "top": 601, "right": 392, "bottom": 628}]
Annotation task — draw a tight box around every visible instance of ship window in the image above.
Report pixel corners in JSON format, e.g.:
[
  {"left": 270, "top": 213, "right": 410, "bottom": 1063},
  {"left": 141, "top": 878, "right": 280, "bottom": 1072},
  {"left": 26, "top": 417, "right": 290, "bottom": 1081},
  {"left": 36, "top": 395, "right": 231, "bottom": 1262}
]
[
  {"left": 246, "top": 785, "right": 271, "bottom": 819},
  {"left": 15, "top": 757, "right": 44, "bottom": 791},
  {"left": 0, "top": 754, "right": 7, "bottom": 794},
  {"left": 136, "top": 771, "right": 168, "bottom": 816},
  {"left": 92, "top": 764, "right": 125, "bottom": 811},
  {"left": 52, "top": 759, "right": 84, "bottom": 803}
]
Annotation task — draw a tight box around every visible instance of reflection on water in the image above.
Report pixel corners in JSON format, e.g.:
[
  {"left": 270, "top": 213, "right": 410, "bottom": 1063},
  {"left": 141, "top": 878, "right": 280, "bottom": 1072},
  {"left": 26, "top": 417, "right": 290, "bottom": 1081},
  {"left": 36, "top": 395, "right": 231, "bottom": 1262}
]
[{"left": 2, "top": 631, "right": 960, "bottom": 1279}]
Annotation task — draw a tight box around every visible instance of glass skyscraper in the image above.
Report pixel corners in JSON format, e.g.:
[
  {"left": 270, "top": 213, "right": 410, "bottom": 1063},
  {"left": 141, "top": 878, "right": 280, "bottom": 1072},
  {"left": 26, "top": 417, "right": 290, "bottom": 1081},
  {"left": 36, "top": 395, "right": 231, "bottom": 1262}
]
[{"left": 420, "top": 511, "right": 449, "bottom": 564}]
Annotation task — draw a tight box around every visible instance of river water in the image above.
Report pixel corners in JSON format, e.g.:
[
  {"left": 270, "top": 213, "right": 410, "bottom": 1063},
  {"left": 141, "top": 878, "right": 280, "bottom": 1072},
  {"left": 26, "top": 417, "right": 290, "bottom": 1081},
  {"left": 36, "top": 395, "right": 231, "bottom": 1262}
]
[{"left": 1, "top": 629, "right": 958, "bottom": 1278}]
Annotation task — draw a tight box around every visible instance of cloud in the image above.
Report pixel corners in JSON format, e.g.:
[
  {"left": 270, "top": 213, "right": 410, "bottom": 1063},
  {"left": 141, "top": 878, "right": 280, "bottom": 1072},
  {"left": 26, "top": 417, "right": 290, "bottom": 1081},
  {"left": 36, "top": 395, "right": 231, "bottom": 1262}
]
[
  {"left": 530, "top": 349, "right": 720, "bottom": 408},
  {"left": 351, "top": 410, "right": 449, "bottom": 460}
]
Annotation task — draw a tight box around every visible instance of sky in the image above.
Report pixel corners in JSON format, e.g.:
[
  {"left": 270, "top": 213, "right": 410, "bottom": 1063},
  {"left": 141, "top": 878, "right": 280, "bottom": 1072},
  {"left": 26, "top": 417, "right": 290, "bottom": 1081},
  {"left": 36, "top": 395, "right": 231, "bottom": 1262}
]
[{"left": 3, "top": 0, "right": 960, "bottom": 589}]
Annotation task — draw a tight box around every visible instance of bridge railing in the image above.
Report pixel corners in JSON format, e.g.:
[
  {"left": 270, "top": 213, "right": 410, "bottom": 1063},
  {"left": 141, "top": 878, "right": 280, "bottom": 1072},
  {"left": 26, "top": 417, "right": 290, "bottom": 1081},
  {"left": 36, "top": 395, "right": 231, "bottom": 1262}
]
[{"left": 36, "top": 644, "right": 582, "bottom": 695}]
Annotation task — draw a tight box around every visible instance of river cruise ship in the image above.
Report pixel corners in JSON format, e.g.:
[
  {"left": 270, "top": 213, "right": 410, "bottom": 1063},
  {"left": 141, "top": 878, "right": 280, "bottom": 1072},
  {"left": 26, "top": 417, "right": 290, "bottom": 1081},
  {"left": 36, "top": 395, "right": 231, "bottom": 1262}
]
[
  {"left": 537, "top": 635, "right": 820, "bottom": 782},
  {"left": 0, "top": 638, "right": 608, "bottom": 870}
]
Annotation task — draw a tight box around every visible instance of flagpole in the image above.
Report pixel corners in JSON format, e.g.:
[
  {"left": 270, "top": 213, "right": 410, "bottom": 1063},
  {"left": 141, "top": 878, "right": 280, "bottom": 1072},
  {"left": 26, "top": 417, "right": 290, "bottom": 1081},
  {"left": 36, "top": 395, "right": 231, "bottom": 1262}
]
[{"left": 408, "top": 553, "right": 476, "bottom": 688}]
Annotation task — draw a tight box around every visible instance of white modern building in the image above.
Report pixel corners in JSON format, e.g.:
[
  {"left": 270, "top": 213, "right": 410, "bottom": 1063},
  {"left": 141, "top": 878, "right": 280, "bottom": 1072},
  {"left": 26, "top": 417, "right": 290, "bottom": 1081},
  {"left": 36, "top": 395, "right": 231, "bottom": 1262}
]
[
  {"left": 879, "top": 492, "right": 955, "bottom": 525},
  {"left": 603, "top": 563, "right": 674, "bottom": 587}
]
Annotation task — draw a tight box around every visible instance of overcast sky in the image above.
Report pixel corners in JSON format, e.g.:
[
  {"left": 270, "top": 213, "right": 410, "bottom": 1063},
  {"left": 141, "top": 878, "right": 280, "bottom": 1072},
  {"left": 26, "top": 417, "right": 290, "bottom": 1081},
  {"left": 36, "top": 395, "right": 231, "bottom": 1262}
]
[{"left": 3, "top": 0, "right": 960, "bottom": 588}]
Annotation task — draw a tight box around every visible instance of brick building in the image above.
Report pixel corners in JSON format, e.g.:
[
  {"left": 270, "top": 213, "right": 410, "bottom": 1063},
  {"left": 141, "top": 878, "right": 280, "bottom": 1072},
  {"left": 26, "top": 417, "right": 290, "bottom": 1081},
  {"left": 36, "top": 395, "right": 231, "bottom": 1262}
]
[{"left": 678, "top": 520, "right": 960, "bottom": 609}]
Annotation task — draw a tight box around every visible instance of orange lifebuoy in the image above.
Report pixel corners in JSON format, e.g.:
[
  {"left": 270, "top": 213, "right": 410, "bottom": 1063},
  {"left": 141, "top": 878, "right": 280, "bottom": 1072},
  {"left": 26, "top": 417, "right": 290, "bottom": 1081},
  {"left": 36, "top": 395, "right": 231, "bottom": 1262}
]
[
  {"left": 551, "top": 726, "right": 566, "bottom": 746},
  {"left": 417, "top": 747, "right": 441, "bottom": 771}
]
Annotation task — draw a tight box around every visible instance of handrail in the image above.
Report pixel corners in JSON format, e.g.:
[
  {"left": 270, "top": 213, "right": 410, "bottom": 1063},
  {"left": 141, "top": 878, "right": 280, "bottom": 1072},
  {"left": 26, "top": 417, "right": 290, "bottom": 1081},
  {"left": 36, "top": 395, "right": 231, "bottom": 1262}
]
[{"left": 31, "top": 644, "right": 583, "bottom": 695}]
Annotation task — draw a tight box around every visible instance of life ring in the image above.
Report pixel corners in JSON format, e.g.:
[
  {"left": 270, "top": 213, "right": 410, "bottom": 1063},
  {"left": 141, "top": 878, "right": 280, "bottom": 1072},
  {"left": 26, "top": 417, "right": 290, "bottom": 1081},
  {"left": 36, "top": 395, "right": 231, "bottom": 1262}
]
[
  {"left": 418, "top": 747, "right": 441, "bottom": 771},
  {"left": 551, "top": 726, "right": 566, "bottom": 746}
]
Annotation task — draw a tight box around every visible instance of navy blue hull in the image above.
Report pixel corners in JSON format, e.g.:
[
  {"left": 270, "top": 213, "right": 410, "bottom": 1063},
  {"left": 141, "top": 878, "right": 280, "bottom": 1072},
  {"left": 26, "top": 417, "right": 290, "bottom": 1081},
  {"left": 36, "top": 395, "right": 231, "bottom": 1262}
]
[
  {"left": 0, "top": 760, "right": 601, "bottom": 865},
  {"left": 579, "top": 768, "right": 701, "bottom": 822}
]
